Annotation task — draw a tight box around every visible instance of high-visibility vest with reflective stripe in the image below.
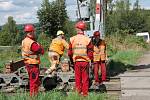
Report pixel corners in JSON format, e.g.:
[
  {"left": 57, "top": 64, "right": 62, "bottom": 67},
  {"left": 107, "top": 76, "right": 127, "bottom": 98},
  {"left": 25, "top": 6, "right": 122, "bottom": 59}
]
[
  {"left": 22, "top": 37, "right": 40, "bottom": 64},
  {"left": 70, "top": 34, "right": 91, "bottom": 62},
  {"left": 93, "top": 46, "right": 101, "bottom": 61},
  {"left": 49, "top": 38, "right": 69, "bottom": 55},
  {"left": 100, "top": 45, "right": 106, "bottom": 61},
  {"left": 93, "top": 40, "right": 106, "bottom": 61}
]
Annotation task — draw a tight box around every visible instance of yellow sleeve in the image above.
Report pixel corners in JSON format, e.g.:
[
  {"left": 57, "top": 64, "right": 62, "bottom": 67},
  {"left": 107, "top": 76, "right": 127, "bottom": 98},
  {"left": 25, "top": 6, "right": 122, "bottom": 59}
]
[{"left": 62, "top": 39, "right": 69, "bottom": 49}]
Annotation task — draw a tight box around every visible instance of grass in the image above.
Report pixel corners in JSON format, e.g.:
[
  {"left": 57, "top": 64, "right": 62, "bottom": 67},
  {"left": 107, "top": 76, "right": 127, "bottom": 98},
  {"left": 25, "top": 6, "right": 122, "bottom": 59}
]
[
  {"left": 0, "top": 46, "right": 20, "bottom": 70},
  {"left": 106, "top": 50, "right": 143, "bottom": 76},
  {"left": 0, "top": 46, "right": 50, "bottom": 71},
  {"left": 111, "top": 50, "right": 142, "bottom": 65},
  {"left": 105, "top": 34, "right": 149, "bottom": 76},
  {"left": 40, "top": 52, "right": 50, "bottom": 68},
  {"left": 0, "top": 91, "right": 117, "bottom": 100}
]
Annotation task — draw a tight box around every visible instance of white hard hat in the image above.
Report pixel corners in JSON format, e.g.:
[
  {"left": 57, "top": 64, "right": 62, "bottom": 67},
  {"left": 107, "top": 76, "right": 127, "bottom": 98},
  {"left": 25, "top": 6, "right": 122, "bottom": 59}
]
[{"left": 57, "top": 30, "right": 64, "bottom": 36}]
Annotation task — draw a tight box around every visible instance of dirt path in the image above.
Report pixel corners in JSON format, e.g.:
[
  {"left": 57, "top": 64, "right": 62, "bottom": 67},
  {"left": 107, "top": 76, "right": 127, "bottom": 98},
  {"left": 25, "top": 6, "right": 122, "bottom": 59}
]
[{"left": 120, "top": 51, "right": 150, "bottom": 100}]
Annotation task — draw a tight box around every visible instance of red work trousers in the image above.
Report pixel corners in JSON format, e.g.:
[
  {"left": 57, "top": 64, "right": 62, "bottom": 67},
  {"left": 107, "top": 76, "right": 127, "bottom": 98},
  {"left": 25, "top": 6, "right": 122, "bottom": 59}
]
[
  {"left": 26, "top": 64, "right": 40, "bottom": 96},
  {"left": 74, "top": 61, "right": 89, "bottom": 96},
  {"left": 94, "top": 61, "right": 106, "bottom": 83}
]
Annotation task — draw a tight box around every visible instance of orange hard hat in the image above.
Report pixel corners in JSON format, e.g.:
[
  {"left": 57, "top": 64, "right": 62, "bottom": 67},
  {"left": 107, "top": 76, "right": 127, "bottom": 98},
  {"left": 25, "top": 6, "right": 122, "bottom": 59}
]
[
  {"left": 75, "top": 21, "right": 86, "bottom": 30},
  {"left": 93, "top": 31, "right": 100, "bottom": 37},
  {"left": 24, "top": 24, "right": 35, "bottom": 32}
]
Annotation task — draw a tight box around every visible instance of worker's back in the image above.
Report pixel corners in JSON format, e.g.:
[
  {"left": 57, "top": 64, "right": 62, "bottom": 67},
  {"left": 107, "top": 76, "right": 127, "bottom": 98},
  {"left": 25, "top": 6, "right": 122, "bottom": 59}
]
[
  {"left": 49, "top": 37, "right": 68, "bottom": 55},
  {"left": 70, "top": 34, "right": 91, "bottom": 62}
]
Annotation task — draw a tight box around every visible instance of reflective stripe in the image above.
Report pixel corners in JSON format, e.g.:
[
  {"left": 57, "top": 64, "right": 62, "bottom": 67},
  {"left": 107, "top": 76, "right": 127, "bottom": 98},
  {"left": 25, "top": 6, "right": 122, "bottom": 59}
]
[
  {"left": 72, "top": 47, "right": 86, "bottom": 50},
  {"left": 74, "top": 53, "right": 87, "bottom": 56},
  {"left": 94, "top": 54, "right": 100, "bottom": 56},
  {"left": 70, "top": 34, "right": 91, "bottom": 62},
  {"left": 22, "top": 50, "right": 34, "bottom": 55},
  {"left": 22, "top": 37, "right": 40, "bottom": 64},
  {"left": 49, "top": 50, "right": 59, "bottom": 55},
  {"left": 22, "top": 55, "right": 39, "bottom": 59},
  {"left": 100, "top": 49, "right": 105, "bottom": 54}
]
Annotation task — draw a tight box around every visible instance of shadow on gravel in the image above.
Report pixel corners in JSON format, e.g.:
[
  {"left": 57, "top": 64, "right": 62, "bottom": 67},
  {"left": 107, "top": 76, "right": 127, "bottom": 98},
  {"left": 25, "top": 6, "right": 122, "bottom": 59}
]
[
  {"left": 107, "top": 60, "right": 139, "bottom": 77},
  {"left": 107, "top": 60, "right": 127, "bottom": 77},
  {"left": 107, "top": 60, "right": 150, "bottom": 77},
  {"left": 130, "top": 64, "right": 150, "bottom": 70}
]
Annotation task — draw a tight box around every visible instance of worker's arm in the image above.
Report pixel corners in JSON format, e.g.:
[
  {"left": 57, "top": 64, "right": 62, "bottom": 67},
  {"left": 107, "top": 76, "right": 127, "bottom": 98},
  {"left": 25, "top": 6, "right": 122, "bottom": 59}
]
[
  {"left": 68, "top": 42, "right": 74, "bottom": 64},
  {"left": 87, "top": 41, "right": 94, "bottom": 61},
  {"left": 31, "top": 42, "right": 44, "bottom": 55},
  {"left": 63, "top": 39, "right": 69, "bottom": 49}
]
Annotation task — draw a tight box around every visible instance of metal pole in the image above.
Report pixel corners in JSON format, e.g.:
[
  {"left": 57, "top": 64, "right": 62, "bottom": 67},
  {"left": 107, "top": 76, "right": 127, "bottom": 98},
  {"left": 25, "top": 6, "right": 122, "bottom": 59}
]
[
  {"left": 77, "top": 0, "right": 82, "bottom": 20},
  {"left": 101, "top": 0, "right": 105, "bottom": 39}
]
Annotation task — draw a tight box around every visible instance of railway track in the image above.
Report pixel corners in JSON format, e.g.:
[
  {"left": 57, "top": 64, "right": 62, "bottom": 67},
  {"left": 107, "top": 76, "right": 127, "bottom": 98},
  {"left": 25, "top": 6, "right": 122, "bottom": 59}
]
[
  {"left": 0, "top": 77, "right": 121, "bottom": 92},
  {"left": 104, "top": 77, "right": 121, "bottom": 97},
  {"left": 120, "top": 70, "right": 150, "bottom": 100}
]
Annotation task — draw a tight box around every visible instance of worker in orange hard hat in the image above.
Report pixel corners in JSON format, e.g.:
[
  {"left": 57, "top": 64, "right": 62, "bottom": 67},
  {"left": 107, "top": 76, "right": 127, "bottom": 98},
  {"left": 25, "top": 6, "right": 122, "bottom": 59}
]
[
  {"left": 68, "top": 21, "right": 94, "bottom": 96},
  {"left": 22, "top": 24, "right": 44, "bottom": 96},
  {"left": 91, "top": 31, "right": 107, "bottom": 86},
  {"left": 45, "top": 30, "right": 69, "bottom": 74}
]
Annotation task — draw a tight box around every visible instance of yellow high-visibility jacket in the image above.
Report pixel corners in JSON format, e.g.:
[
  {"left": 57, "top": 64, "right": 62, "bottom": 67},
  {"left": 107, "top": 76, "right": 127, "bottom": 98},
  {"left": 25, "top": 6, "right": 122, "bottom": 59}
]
[{"left": 49, "top": 38, "right": 69, "bottom": 55}]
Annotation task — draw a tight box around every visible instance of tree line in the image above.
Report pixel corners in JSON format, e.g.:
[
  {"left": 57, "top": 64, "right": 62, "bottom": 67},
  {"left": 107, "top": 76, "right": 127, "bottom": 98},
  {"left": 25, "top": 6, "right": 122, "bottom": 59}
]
[
  {"left": 0, "top": 0, "right": 150, "bottom": 46},
  {"left": 105, "top": 0, "right": 150, "bottom": 35}
]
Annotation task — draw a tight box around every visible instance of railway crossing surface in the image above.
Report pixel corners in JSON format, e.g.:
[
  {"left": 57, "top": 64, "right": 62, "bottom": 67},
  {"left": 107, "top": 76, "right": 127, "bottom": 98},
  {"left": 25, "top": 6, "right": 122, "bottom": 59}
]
[{"left": 120, "top": 51, "right": 150, "bottom": 100}]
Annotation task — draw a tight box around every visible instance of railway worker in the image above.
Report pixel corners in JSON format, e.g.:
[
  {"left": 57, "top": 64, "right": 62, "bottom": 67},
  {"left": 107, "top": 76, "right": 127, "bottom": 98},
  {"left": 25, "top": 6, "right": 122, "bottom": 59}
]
[
  {"left": 45, "top": 30, "right": 69, "bottom": 74},
  {"left": 68, "top": 21, "right": 94, "bottom": 96},
  {"left": 91, "top": 31, "right": 107, "bottom": 86},
  {"left": 22, "top": 24, "right": 44, "bottom": 96}
]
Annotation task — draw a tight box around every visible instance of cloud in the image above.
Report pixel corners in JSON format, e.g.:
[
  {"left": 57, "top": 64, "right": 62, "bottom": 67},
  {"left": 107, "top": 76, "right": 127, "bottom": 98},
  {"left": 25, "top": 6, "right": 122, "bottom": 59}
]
[
  {"left": 0, "top": 0, "right": 77, "bottom": 26},
  {"left": 0, "top": 0, "right": 149, "bottom": 25},
  {"left": 0, "top": 0, "right": 60, "bottom": 25},
  {"left": 141, "top": 6, "right": 150, "bottom": 10},
  {"left": 0, "top": 0, "right": 41, "bottom": 25},
  {"left": 11, "top": 0, "right": 41, "bottom": 7},
  {"left": 0, "top": 1, "right": 17, "bottom": 12}
]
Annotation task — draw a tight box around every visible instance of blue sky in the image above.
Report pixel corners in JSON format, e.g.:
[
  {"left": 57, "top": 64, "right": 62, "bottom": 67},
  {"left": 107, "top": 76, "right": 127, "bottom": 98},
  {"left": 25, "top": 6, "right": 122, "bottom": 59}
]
[
  {"left": 131, "top": 0, "right": 150, "bottom": 9},
  {"left": 0, "top": 0, "right": 150, "bottom": 26}
]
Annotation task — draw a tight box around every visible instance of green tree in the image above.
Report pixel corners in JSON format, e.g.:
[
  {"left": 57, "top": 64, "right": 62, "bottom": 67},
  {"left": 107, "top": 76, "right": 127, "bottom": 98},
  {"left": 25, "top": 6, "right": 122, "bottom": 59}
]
[
  {"left": 0, "top": 31, "right": 11, "bottom": 45},
  {"left": 37, "top": 0, "right": 68, "bottom": 38},
  {"left": 0, "top": 16, "right": 18, "bottom": 45},
  {"left": 105, "top": 0, "right": 147, "bottom": 35}
]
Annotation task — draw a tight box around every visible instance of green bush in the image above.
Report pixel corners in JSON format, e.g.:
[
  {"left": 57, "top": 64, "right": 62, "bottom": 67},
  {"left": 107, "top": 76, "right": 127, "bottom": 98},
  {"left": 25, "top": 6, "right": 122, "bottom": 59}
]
[
  {"left": 105, "top": 32, "right": 148, "bottom": 76},
  {"left": 106, "top": 32, "right": 148, "bottom": 57},
  {"left": 37, "top": 33, "right": 51, "bottom": 51}
]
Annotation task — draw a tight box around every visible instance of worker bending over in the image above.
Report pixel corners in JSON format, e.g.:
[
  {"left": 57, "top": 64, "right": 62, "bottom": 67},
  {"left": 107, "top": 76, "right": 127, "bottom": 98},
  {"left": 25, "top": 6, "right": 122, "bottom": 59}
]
[{"left": 46, "top": 30, "right": 69, "bottom": 74}]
